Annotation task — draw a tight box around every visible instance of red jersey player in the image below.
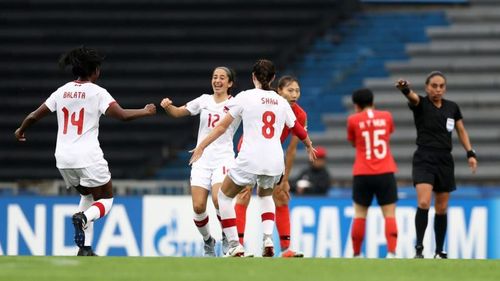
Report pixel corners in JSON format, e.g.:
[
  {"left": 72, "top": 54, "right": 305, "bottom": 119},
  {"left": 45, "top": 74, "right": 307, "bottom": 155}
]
[
  {"left": 347, "top": 88, "right": 398, "bottom": 258},
  {"left": 234, "top": 76, "right": 307, "bottom": 257}
]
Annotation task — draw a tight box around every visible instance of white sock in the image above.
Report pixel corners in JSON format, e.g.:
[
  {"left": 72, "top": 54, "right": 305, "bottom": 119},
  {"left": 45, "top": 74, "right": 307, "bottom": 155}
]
[
  {"left": 218, "top": 189, "right": 238, "bottom": 243},
  {"left": 258, "top": 195, "right": 275, "bottom": 236},
  {"left": 216, "top": 208, "right": 221, "bottom": 222},
  {"left": 84, "top": 198, "right": 114, "bottom": 222},
  {"left": 215, "top": 208, "right": 223, "bottom": 231},
  {"left": 84, "top": 222, "right": 94, "bottom": 246},
  {"left": 77, "top": 194, "right": 94, "bottom": 213},
  {"left": 193, "top": 212, "right": 211, "bottom": 241},
  {"left": 77, "top": 194, "right": 94, "bottom": 246}
]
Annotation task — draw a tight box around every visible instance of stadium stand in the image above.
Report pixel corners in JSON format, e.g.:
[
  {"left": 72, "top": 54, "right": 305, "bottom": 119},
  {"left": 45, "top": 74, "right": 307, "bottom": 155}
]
[
  {"left": 0, "top": 0, "right": 359, "bottom": 183},
  {"left": 293, "top": 0, "right": 500, "bottom": 188},
  {"left": 290, "top": 11, "right": 448, "bottom": 131}
]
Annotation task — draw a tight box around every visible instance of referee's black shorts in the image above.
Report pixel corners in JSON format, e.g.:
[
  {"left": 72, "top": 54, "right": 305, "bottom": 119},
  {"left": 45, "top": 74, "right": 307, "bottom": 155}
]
[
  {"left": 352, "top": 172, "right": 398, "bottom": 207},
  {"left": 412, "top": 147, "right": 456, "bottom": 192}
]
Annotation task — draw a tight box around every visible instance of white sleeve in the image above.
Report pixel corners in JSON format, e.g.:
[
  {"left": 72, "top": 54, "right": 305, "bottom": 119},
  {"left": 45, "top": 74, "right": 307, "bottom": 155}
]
[
  {"left": 226, "top": 94, "right": 244, "bottom": 119},
  {"left": 284, "top": 103, "right": 297, "bottom": 128},
  {"left": 185, "top": 95, "right": 204, "bottom": 115},
  {"left": 98, "top": 89, "right": 116, "bottom": 115},
  {"left": 44, "top": 90, "right": 59, "bottom": 112}
]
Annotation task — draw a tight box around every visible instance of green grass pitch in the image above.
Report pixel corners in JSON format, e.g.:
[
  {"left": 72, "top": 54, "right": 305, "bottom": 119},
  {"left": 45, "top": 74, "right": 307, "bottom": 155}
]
[{"left": 0, "top": 256, "right": 498, "bottom": 281}]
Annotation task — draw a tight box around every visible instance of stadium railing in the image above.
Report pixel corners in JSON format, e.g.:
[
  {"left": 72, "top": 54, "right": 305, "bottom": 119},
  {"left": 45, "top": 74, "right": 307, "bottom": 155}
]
[{"left": 0, "top": 180, "right": 190, "bottom": 196}]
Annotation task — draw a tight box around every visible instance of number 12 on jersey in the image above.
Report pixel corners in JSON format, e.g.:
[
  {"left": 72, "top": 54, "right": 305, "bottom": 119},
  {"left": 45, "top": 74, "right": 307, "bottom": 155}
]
[{"left": 361, "top": 129, "right": 387, "bottom": 160}]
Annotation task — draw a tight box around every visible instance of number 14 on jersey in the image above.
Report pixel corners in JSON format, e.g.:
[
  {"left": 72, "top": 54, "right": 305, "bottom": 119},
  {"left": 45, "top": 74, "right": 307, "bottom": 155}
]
[{"left": 62, "top": 107, "right": 84, "bottom": 135}]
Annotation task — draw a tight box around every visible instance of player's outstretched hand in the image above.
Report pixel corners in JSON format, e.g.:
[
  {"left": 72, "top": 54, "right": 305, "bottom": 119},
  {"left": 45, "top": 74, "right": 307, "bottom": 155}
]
[
  {"left": 189, "top": 146, "right": 204, "bottom": 165},
  {"left": 395, "top": 79, "right": 410, "bottom": 91},
  {"left": 144, "top": 103, "right": 156, "bottom": 115},
  {"left": 307, "top": 146, "right": 317, "bottom": 162},
  {"left": 160, "top": 98, "right": 173, "bottom": 110},
  {"left": 14, "top": 128, "right": 26, "bottom": 142}
]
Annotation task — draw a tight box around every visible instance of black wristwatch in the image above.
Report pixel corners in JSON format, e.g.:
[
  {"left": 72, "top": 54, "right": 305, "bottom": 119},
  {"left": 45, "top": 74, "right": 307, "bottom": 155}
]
[
  {"left": 400, "top": 87, "right": 411, "bottom": 96},
  {"left": 466, "top": 149, "right": 477, "bottom": 159}
]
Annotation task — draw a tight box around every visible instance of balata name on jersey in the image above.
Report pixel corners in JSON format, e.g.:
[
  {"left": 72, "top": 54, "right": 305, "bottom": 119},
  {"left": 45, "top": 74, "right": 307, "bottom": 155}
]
[
  {"left": 358, "top": 118, "right": 387, "bottom": 129},
  {"left": 261, "top": 97, "right": 278, "bottom": 105},
  {"left": 63, "top": 91, "right": 86, "bottom": 99}
]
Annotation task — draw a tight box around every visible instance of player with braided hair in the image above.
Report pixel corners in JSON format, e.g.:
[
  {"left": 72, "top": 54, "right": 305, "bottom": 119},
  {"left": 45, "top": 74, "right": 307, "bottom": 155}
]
[{"left": 15, "top": 46, "right": 156, "bottom": 256}]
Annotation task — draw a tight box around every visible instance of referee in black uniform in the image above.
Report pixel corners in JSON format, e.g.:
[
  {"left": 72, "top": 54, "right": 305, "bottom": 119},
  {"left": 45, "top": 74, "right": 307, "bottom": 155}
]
[{"left": 396, "top": 71, "right": 477, "bottom": 259}]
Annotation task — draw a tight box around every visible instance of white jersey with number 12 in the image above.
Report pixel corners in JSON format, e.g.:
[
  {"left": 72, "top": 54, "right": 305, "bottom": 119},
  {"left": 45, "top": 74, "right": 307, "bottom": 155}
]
[{"left": 186, "top": 94, "right": 241, "bottom": 169}]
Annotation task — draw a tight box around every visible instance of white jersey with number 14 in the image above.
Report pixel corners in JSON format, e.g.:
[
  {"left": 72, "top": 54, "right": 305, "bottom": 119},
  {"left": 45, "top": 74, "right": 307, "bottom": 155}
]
[{"left": 45, "top": 81, "right": 115, "bottom": 169}]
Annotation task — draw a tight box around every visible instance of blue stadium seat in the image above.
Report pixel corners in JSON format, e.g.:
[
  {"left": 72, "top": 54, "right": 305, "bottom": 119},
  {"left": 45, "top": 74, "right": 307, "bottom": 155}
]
[{"left": 289, "top": 11, "right": 449, "bottom": 132}]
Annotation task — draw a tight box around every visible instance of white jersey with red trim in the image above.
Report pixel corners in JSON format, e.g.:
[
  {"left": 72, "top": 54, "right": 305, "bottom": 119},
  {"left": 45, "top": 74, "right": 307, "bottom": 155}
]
[
  {"left": 44, "top": 81, "right": 115, "bottom": 168},
  {"left": 186, "top": 94, "right": 240, "bottom": 169},
  {"left": 226, "top": 88, "right": 296, "bottom": 176}
]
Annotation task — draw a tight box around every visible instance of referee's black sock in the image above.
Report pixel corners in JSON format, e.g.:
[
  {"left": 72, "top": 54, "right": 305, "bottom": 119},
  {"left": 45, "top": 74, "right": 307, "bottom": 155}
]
[
  {"left": 415, "top": 207, "right": 429, "bottom": 246},
  {"left": 434, "top": 213, "right": 448, "bottom": 253}
]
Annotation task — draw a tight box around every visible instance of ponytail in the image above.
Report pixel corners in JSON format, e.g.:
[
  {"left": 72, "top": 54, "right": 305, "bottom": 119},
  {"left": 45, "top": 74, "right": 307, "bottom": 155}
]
[{"left": 252, "top": 59, "right": 276, "bottom": 91}]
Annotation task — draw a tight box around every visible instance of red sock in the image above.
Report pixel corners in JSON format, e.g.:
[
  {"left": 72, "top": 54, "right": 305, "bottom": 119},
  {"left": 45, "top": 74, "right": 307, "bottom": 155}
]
[
  {"left": 385, "top": 217, "right": 398, "bottom": 254},
  {"left": 234, "top": 203, "right": 247, "bottom": 244},
  {"left": 351, "top": 218, "right": 366, "bottom": 256},
  {"left": 275, "top": 205, "right": 291, "bottom": 250}
]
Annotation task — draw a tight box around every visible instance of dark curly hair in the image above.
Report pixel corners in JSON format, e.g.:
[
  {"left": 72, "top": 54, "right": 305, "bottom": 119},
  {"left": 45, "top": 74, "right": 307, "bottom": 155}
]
[{"left": 58, "top": 46, "right": 104, "bottom": 78}]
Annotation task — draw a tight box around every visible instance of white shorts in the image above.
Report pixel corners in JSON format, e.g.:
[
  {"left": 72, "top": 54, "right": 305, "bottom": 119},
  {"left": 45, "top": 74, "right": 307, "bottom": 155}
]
[
  {"left": 59, "top": 160, "right": 111, "bottom": 189},
  {"left": 227, "top": 165, "right": 282, "bottom": 189},
  {"left": 190, "top": 161, "right": 233, "bottom": 190}
]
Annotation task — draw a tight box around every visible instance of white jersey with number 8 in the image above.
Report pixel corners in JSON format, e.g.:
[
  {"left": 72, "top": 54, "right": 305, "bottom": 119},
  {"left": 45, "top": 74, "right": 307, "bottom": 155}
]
[
  {"left": 226, "top": 88, "right": 296, "bottom": 176},
  {"left": 44, "top": 81, "right": 115, "bottom": 169}
]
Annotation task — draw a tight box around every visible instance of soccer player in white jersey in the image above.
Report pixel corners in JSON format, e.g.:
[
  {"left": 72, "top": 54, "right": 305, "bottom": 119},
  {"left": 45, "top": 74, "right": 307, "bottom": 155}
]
[
  {"left": 14, "top": 47, "right": 156, "bottom": 256},
  {"left": 160, "top": 67, "right": 240, "bottom": 256},
  {"left": 190, "top": 59, "right": 316, "bottom": 257}
]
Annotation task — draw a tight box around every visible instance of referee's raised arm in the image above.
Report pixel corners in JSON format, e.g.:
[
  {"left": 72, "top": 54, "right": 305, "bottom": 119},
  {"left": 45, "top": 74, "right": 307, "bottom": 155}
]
[{"left": 395, "top": 79, "right": 420, "bottom": 106}]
